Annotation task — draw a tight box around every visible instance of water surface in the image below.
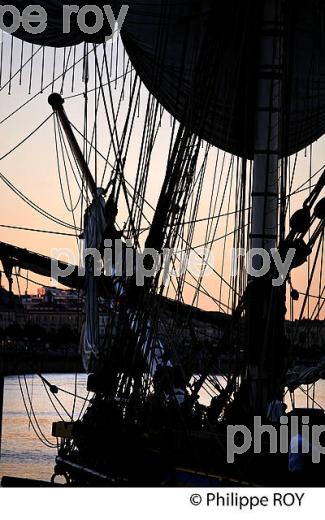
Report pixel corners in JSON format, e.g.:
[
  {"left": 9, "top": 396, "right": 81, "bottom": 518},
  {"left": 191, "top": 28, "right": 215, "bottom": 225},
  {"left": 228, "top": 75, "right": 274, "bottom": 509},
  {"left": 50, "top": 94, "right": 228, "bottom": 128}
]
[{"left": 1, "top": 374, "right": 325, "bottom": 481}]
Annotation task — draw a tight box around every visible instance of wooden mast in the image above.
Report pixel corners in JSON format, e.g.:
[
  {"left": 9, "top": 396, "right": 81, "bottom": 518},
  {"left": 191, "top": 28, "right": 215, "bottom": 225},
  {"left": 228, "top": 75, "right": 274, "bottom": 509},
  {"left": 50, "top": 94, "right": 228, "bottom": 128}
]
[
  {"left": 245, "top": 0, "right": 286, "bottom": 415},
  {"left": 48, "top": 93, "right": 97, "bottom": 197}
]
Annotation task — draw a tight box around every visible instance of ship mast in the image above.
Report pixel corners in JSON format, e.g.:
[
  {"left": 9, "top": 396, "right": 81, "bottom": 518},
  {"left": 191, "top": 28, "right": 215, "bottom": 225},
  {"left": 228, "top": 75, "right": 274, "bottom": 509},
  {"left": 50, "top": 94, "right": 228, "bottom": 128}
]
[{"left": 245, "top": 0, "right": 286, "bottom": 415}]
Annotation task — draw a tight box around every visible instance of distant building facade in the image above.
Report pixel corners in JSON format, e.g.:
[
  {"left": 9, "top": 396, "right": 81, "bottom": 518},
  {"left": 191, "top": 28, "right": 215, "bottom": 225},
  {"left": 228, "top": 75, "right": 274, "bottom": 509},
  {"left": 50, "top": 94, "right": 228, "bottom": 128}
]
[
  {"left": 0, "top": 287, "right": 19, "bottom": 330},
  {"left": 0, "top": 285, "right": 323, "bottom": 357},
  {"left": 19, "top": 287, "right": 109, "bottom": 336}
]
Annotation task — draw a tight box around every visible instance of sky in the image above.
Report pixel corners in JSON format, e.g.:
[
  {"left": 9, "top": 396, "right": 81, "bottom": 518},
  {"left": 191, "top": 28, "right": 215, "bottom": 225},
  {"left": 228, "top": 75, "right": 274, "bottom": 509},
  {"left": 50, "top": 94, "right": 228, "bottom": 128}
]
[{"left": 0, "top": 32, "right": 324, "bottom": 320}]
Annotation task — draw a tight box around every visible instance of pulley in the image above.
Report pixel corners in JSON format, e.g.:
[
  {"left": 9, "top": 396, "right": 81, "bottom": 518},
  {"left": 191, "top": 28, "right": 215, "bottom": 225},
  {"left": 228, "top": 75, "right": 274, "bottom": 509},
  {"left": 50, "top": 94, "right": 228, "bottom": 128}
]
[
  {"left": 281, "top": 238, "right": 312, "bottom": 270},
  {"left": 289, "top": 207, "right": 310, "bottom": 234},
  {"left": 290, "top": 289, "right": 300, "bottom": 301}
]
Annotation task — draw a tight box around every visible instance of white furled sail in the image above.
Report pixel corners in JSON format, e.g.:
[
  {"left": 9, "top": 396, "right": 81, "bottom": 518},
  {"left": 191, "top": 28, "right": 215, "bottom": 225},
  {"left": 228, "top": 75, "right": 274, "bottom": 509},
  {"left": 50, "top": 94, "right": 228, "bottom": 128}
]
[{"left": 81, "top": 189, "right": 106, "bottom": 370}]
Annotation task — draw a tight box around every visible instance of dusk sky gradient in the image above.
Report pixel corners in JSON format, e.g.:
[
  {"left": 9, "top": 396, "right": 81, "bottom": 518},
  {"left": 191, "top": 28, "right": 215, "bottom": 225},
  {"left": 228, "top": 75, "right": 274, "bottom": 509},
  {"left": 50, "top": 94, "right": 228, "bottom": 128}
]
[{"left": 0, "top": 33, "right": 324, "bottom": 319}]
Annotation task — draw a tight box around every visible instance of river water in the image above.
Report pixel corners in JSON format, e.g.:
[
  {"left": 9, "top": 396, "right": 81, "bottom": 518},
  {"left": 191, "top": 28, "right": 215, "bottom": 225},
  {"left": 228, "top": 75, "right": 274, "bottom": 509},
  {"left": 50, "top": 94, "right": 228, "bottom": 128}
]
[
  {"left": 1, "top": 374, "right": 325, "bottom": 482},
  {"left": 0, "top": 374, "right": 90, "bottom": 481}
]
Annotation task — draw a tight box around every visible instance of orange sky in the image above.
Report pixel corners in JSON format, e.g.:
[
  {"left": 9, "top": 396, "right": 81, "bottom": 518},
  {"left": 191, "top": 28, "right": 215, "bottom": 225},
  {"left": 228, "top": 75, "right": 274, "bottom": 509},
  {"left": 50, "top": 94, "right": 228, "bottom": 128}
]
[{"left": 0, "top": 36, "right": 324, "bottom": 320}]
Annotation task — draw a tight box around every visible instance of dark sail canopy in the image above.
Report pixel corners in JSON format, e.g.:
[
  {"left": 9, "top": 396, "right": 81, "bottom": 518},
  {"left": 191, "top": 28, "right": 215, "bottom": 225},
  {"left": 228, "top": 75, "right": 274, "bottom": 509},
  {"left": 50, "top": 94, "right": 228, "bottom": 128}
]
[{"left": 4, "top": 1, "right": 325, "bottom": 158}]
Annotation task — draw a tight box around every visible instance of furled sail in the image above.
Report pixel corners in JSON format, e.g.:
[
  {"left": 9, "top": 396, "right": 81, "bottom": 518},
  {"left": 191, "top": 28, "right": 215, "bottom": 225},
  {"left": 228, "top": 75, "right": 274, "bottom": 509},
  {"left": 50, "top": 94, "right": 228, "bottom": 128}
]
[
  {"left": 4, "top": 0, "right": 325, "bottom": 157},
  {"left": 81, "top": 191, "right": 106, "bottom": 370}
]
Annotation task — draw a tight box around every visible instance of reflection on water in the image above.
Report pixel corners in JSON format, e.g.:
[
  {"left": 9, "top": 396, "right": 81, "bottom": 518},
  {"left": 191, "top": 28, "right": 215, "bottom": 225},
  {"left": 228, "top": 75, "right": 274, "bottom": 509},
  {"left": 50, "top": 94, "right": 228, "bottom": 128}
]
[
  {"left": 0, "top": 374, "right": 325, "bottom": 481},
  {"left": 0, "top": 374, "right": 89, "bottom": 481}
]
